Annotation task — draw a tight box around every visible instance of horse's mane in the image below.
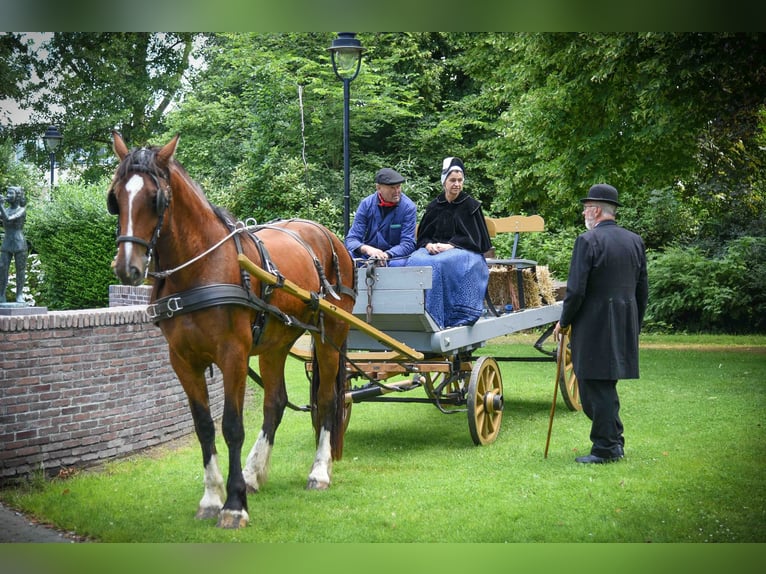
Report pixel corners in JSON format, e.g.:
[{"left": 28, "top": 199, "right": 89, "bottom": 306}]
[
  {"left": 115, "top": 145, "right": 169, "bottom": 183},
  {"left": 117, "top": 144, "right": 221, "bottom": 216}
]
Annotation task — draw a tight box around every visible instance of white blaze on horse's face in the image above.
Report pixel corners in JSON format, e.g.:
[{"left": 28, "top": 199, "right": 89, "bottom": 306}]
[
  {"left": 124, "top": 174, "right": 145, "bottom": 238},
  {"left": 114, "top": 173, "right": 147, "bottom": 283}
]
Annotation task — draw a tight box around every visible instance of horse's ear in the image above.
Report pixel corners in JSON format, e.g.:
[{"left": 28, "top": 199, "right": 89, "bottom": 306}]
[
  {"left": 156, "top": 134, "right": 180, "bottom": 169},
  {"left": 113, "top": 131, "right": 129, "bottom": 160}
]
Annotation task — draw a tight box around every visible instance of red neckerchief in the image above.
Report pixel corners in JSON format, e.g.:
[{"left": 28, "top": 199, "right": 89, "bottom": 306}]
[{"left": 378, "top": 193, "right": 397, "bottom": 208}]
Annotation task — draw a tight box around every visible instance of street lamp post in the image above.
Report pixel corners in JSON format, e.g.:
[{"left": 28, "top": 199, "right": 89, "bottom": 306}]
[
  {"left": 43, "top": 125, "right": 63, "bottom": 188},
  {"left": 328, "top": 32, "right": 364, "bottom": 236}
]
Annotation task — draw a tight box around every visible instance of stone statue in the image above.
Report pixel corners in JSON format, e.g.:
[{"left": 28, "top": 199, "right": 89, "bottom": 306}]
[{"left": 0, "top": 186, "right": 29, "bottom": 304}]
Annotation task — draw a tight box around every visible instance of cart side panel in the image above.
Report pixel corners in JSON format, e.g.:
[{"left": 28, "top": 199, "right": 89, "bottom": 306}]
[
  {"left": 429, "top": 302, "right": 563, "bottom": 353},
  {"left": 351, "top": 266, "right": 439, "bottom": 334}
]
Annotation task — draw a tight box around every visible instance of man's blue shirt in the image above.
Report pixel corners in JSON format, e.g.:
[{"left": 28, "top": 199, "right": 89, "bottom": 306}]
[{"left": 345, "top": 193, "right": 417, "bottom": 264}]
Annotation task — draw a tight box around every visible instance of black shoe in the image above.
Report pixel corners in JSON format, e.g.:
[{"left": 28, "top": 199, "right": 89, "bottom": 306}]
[{"left": 575, "top": 453, "right": 623, "bottom": 464}]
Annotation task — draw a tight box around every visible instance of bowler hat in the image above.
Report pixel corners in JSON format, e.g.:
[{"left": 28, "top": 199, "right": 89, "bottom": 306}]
[
  {"left": 580, "top": 183, "right": 621, "bottom": 206},
  {"left": 375, "top": 168, "right": 405, "bottom": 185}
]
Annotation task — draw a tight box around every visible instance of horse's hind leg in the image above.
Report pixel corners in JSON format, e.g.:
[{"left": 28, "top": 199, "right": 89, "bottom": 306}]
[
  {"left": 307, "top": 334, "right": 346, "bottom": 490},
  {"left": 243, "top": 350, "right": 289, "bottom": 493}
]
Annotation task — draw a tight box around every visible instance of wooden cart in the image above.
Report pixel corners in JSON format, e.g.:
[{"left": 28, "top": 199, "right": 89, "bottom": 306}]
[{"left": 241, "top": 215, "right": 580, "bottom": 446}]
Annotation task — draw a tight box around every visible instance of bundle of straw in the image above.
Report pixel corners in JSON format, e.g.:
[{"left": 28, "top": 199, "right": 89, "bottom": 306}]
[
  {"left": 535, "top": 265, "right": 557, "bottom": 305},
  {"left": 522, "top": 268, "right": 543, "bottom": 308},
  {"left": 488, "top": 265, "right": 520, "bottom": 310}
]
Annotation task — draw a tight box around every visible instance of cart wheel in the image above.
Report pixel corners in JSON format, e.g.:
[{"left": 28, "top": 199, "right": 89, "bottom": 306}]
[
  {"left": 423, "top": 372, "right": 442, "bottom": 400},
  {"left": 341, "top": 399, "right": 353, "bottom": 433},
  {"left": 423, "top": 372, "right": 463, "bottom": 400},
  {"left": 557, "top": 329, "right": 581, "bottom": 411},
  {"left": 467, "top": 356, "right": 504, "bottom": 445}
]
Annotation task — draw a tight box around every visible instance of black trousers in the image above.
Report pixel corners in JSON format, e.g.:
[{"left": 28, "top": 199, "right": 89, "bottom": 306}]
[{"left": 577, "top": 378, "right": 624, "bottom": 458}]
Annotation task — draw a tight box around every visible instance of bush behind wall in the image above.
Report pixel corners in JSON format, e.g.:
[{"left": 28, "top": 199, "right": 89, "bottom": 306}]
[{"left": 26, "top": 180, "right": 117, "bottom": 310}]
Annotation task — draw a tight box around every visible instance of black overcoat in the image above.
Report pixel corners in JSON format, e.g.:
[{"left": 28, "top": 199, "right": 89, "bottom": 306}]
[{"left": 559, "top": 220, "right": 648, "bottom": 380}]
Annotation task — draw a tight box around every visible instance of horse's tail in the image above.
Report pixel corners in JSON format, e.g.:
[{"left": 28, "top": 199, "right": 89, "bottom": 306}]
[
  {"left": 331, "top": 340, "right": 347, "bottom": 460},
  {"left": 310, "top": 342, "right": 347, "bottom": 461}
]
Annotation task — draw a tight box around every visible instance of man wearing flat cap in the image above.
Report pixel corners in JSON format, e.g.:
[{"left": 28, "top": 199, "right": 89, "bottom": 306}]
[
  {"left": 554, "top": 184, "right": 649, "bottom": 464},
  {"left": 345, "top": 167, "right": 417, "bottom": 267}
]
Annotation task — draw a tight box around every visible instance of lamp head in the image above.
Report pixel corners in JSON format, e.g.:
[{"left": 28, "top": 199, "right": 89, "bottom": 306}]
[
  {"left": 43, "top": 125, "right": 63, "bottom": 152},
  {"left": 329, "top": 33, "right": 364, "bottom": 81}
]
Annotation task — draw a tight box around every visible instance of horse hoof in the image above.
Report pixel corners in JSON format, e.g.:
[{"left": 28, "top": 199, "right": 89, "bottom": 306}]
[
  {"left": 306, "top": 478, "right": 330, "bottom": 490},
  {"left": 216, "top": 509, "right": 249, "bottom": 529},
  {"left": 195, "top": 506, "right": 222, "bottom": 520}
]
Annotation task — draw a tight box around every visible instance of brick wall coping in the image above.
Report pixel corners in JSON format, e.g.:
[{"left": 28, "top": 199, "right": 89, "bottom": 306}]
[{"left": 0, "top": 305, "right": 151, "bottom": 332}]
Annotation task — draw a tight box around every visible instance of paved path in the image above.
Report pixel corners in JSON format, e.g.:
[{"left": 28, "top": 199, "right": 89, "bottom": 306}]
[{"left": 0, "top": 501, "right": 85, "bottom": 543}]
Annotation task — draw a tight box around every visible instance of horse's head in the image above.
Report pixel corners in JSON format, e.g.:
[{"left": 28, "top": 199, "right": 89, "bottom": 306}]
[{"left": 107, "top": 131, "right": 178, "bottom": 285}]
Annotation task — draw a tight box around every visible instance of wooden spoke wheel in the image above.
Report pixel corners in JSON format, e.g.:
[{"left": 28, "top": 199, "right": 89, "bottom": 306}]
[
  {"left": 557, "top": 329, "right": 581, "bottom": 411},
  {"left": 423, "top": 371, "right": 463, "bottom": 400},
  {"left": 467, "top": 356, "right": 504, "bottom": 445}
]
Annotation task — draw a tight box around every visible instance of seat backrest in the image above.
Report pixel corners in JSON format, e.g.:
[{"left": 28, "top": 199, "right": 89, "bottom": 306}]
[
  {"left": 485, "top": 214, "right": 545, "bottom": 258},
  {"left": 485, "top": 214, "right": 545, "bottom": 237}
]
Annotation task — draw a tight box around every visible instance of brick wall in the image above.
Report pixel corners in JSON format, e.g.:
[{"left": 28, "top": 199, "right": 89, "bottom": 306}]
[
  {"left": 108, "top": 284, "right": 153, "bottom": 307},
  {"left": 0, "top": 295, "right": 225, "bottom": 483}
]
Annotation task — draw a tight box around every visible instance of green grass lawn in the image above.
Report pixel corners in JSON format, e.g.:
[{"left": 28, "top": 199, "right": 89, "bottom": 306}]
[{"left": 1, "top": 333, "right": 764, "bottom": 543}]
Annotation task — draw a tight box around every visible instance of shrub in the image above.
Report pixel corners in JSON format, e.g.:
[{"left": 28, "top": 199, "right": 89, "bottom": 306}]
[
  {"left": 25, "top": 181, "right": 116, "bottom": 309},
  {"left": 491, "top": 226, "right": 577, "bottom": 282},
  {"left": 645, "top": 236, "right": 766, "bottom": 333}
]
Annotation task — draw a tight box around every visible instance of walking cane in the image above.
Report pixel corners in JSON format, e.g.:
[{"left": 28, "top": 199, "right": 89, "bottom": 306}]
[{"left": 545, "top": 327, "right": 568, "bottom": 458}]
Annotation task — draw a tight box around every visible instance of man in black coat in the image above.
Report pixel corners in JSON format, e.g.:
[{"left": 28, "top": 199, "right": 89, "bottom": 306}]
[{"left": 554, "top": 184, "right": 649, "bottom": 464}]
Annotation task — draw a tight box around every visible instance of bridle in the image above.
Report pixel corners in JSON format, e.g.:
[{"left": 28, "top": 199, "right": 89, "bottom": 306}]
[{"left": 109, "top": 148, "right": 171, "bottom": 273}]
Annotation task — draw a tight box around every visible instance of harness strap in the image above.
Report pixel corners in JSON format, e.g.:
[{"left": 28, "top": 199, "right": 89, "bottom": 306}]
[
  {"left": 256, "top": 222, "right": 341, "bottom": 300},
  {"left": 147, "top": 283, "right": 320, "bottom": 334},
  {"left": 257, "top": 219, "right": 357, "bottom": 301},
  {"left": 147, "top": 284, "right": 262, "bottom": 322}
]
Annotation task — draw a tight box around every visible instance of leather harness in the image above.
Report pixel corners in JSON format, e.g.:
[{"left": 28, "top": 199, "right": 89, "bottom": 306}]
[{"left": 109, "top": 149, "right": 355, "bottom": 343}]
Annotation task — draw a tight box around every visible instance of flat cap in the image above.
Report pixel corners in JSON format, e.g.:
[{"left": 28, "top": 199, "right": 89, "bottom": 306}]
[{"left": 375, "top": 168, "right": 405, "bottom": 185}]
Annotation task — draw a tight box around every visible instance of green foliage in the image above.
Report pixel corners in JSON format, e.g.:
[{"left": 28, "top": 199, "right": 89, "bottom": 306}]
[
  {"left": 25, "top": 181, "right": 116, "bottom": 309},
  {"left": 0, "top": 138, "right": 39, "bottom": 197},
  {"left": 0, "top": 33, "right": 32, "bottom": 102},
  {"left": 469, "top": 33, "right": 766, "bottom": 233},
  {"left": 491, "top": 226, "right": 577, "bottom": 281},
  {"left": 11, "top": 32, "right": 198, "bottom": 183},
  {"left": 618, "top": 186, "right": 699, "bottom": 250},
  {"left": 645, "top": 237, "right": 766, "bottom": 333}
]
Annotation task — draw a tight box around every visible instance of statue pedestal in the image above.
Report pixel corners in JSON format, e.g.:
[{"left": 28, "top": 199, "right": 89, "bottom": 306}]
[{"left": 0, "top": 303, "right": 48, "bottom": 315}]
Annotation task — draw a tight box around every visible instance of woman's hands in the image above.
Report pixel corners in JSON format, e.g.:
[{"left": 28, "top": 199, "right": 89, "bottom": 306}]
[{"left": 425, "top": 242, "right": 454, "bottom": 254}]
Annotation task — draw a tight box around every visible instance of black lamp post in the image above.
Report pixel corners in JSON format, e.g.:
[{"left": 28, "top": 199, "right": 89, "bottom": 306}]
[
  {"left": 328, "top": 32, "right": 364, "bottom": 236},
  {"left": 43, "top": 125, "right": 63, "bottom": 188}
]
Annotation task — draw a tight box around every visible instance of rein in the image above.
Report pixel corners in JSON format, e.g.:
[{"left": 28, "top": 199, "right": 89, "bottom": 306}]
[
  {"left": 113, "top": 153, "right": 356, "bottom": 338},
  {"left": 148, "top": 220, "right": 255, "bottom": 280}
]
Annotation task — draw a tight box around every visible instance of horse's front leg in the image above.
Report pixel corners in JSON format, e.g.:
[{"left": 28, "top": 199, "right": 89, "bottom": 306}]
[
  {"left": 243, "top": 351, "right": 289, "bottom": 493},
  {"left": 307, "top": 427, "right": 333, "bottom": 490},
  {"left": 190, "top": 401, "right": 226, "bottom": 520},
  {"left": 216, "top": 357, "right": 250, "bottom": 529},
  {"left": 172, "top": 360, "right": 225, "bottom": 520}
]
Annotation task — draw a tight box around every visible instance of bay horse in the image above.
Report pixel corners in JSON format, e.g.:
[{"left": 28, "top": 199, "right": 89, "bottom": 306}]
[{"left": 107, "top": 131, "right": 356, "bottom": 529}]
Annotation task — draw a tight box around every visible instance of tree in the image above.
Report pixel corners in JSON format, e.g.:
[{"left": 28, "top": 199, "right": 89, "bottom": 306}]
[
  {"left": 0, "top": 33, "right": 32, "bottom": 104},
  {"left": 456, "top": 33, "right": 766, "bottom": 241},
  {"left": 163, "top": 33, "right": 456, "bottom": 232},
  {"left": 18, "top": 33, "right": 199, "bottom": 182}
]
